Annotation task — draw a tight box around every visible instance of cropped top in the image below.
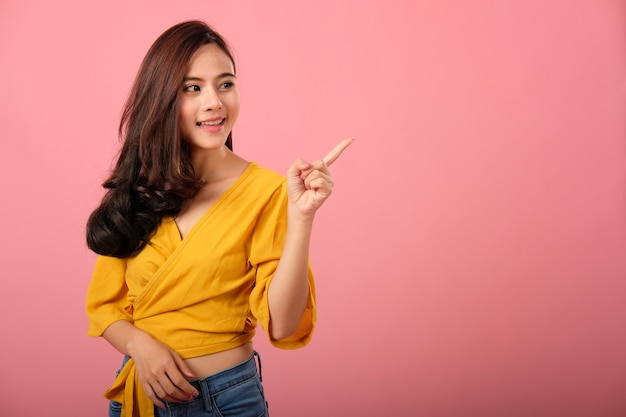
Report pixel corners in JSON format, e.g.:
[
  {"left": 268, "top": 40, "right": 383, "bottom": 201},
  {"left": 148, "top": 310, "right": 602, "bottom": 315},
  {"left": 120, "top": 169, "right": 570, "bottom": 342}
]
[{"left": 86, "top": 163, "right": 316, "bottom": 416}]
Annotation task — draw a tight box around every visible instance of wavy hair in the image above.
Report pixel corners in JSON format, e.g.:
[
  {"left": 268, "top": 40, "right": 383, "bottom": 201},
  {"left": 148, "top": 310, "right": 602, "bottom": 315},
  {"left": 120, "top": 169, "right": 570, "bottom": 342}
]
[{"left": 86, "top": 21, "right": 236, "bottom": 258}]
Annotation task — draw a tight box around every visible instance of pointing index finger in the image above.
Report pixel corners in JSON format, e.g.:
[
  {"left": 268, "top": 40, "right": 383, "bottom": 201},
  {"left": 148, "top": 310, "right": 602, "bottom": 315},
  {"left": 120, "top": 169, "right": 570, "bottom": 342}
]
[{"left": 322, "top": 137, "right": 354, "bottom": 166}]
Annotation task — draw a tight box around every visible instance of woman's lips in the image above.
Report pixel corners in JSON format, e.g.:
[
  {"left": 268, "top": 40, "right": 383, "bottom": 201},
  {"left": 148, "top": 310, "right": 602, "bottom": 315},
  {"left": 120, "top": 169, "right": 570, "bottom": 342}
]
[{"left": 196, "top": 118, "right": 225, "bottom": 132}]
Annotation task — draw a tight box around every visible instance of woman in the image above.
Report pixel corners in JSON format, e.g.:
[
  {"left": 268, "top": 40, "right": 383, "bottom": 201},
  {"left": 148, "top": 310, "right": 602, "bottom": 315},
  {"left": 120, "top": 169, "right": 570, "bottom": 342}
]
[{"left": 86, "top": 20, "right": 352, "bottom": 417}]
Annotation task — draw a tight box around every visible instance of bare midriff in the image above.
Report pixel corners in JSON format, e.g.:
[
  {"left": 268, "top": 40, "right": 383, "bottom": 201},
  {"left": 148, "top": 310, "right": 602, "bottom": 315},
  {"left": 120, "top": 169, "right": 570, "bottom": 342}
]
[{"left": 184, "top": 343, "right": 254, "bottom": 381}]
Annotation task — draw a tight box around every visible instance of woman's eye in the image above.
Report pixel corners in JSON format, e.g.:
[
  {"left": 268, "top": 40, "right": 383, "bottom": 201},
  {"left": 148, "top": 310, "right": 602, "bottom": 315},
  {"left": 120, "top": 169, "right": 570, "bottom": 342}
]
[
  {"left": 220, "top": 81, "right": 234, "bottom": 89},
  {"left": 184, "top": 85, "right": 201, "bottom": 92}
]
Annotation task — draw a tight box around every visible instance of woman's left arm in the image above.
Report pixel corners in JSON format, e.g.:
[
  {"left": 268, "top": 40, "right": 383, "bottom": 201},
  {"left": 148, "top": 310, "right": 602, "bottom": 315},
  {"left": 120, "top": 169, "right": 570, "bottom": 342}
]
[{"left": 268, "top": 138, "right": 353, "bottom": 340}]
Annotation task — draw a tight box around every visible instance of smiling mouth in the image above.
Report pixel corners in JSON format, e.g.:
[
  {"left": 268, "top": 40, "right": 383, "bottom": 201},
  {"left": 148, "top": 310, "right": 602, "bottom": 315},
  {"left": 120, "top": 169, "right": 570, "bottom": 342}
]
[{"left": 196, "top": 119, "right": 225, "bottom": 127}]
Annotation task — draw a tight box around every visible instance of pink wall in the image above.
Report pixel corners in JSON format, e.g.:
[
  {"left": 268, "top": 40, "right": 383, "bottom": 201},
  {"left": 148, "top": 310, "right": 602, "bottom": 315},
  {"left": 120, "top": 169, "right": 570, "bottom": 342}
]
[{"left": 1, "top": 1, "right": 625, "bottom": 416}]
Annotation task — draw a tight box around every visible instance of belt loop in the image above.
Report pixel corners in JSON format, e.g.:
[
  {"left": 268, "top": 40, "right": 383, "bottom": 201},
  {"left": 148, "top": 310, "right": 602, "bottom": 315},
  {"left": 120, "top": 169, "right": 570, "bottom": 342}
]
[
  {"left": 253, "top": 350, "right": 263, "bottom": 382},
  {"left": 199, "top": 378, "right": 212, "bottom": 413}
]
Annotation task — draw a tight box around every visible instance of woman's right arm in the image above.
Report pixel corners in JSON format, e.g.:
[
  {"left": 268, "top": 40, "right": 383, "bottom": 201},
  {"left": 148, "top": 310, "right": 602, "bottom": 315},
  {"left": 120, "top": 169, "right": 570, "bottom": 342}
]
[
  {"left": 87, "top": 256, "right": 198, "bottom": 408},
  {"left": 103, "top": 320, "right": 199, "bottom": 409}
]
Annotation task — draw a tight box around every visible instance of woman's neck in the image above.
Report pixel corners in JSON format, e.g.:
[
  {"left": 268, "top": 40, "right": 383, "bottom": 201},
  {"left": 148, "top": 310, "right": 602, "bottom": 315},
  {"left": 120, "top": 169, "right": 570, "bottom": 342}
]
[{"left": 190, "top": 146, "right": 248, "bottom": 184}]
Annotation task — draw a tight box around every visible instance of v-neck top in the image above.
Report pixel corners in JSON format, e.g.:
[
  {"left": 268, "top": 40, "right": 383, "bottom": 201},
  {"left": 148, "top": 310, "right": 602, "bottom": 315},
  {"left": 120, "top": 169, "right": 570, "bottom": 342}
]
[{"left": 86, "top": 162, "right": 316, "bottom": 355}]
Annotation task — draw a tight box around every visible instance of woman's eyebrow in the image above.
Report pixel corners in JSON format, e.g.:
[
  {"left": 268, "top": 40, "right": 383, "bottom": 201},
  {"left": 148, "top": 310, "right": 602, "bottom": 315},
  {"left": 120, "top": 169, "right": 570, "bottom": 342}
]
[
  {"left": 183, "top": 73, "right": 236, "bottom": 82},
  {"left": 183, "top": 76, "right": 201, "bottom": 82}
]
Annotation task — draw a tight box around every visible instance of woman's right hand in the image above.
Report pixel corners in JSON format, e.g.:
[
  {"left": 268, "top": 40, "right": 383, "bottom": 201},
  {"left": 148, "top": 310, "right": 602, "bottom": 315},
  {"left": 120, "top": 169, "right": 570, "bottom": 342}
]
[
  {"left": 128, "top": 331, "right": 199, "bottom": 409},
  {"left": 103, "top": 320, "right": 198, "bottom": 409}
]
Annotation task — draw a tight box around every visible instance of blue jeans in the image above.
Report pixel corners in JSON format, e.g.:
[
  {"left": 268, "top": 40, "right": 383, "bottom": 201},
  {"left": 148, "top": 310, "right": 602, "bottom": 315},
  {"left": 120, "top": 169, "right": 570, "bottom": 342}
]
[{"left": 109, "top": 352, "right": 269, "bottom": 417}]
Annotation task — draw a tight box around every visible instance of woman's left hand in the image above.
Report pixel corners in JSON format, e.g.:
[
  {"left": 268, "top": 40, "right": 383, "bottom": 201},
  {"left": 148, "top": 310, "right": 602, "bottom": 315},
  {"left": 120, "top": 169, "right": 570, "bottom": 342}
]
[{"left": 286, "top": 137, "right": 353, "bottom": 218}]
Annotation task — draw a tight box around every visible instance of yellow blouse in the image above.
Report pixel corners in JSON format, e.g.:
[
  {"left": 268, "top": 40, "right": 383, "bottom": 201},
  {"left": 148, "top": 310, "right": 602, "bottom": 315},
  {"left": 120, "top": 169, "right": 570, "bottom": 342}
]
[{"left": 86, "top": 163, "right": 316, "bottom": 416}]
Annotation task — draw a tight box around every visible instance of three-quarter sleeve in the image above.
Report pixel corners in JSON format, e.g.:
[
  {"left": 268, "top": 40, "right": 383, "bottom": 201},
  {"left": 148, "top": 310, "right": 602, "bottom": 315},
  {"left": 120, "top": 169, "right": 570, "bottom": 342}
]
[
  {"left": 86, "top": 255, "right": 133, "bottom": 336},
  {"left": 248, "top": 182, "right": 317, "bottom": 349}
]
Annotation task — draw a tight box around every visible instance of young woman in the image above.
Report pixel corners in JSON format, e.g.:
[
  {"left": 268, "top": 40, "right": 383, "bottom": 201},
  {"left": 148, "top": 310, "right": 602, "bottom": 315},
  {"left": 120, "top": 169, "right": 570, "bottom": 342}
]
[{"left": 85, "top": 20, "right": 352, "bottom": 417}]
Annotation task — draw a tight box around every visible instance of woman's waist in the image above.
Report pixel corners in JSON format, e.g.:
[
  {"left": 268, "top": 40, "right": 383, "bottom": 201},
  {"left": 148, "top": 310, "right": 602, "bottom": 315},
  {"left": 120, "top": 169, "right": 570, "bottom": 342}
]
[{"left": 185, "top": 343, "right": 254, "bottom": 381}]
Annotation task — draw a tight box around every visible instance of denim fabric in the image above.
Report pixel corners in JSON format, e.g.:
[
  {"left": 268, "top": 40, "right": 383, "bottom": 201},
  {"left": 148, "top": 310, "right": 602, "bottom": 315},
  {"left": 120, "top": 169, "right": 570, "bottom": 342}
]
[
  {"left": 108, "top": 399, "right": 122, "bottom": 417},
  {"left": 108, "top": 355, "right": 130, "bottom": 417},
  {"left": 108, "top": 352, "right": 269, "bottom": 417}
]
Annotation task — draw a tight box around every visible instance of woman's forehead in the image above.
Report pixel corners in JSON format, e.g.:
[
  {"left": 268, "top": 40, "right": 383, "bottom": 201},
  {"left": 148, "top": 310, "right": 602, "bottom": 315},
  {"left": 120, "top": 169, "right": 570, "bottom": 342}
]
[{"left": 186, "top": 44, "right": 235, "bottom": 77}]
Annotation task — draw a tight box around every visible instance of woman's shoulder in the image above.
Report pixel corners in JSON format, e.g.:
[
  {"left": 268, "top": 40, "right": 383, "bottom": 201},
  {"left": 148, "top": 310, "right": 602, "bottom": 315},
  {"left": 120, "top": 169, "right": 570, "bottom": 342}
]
[{"left": 247, "top": 162, "right": 286, "bottom": 187}]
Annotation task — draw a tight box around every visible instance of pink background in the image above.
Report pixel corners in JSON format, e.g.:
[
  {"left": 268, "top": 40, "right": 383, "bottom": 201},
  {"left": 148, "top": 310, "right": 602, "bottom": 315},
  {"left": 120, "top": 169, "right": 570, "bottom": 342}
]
[{"left": 1, "top": 1, "right": 625, "bottom": 416}]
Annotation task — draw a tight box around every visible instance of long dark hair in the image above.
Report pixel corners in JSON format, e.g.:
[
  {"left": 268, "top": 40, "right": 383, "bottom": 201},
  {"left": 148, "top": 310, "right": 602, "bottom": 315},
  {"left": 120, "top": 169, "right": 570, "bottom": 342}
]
[{"left": 86, "top": 21, "right": 236, "bottom": 258}]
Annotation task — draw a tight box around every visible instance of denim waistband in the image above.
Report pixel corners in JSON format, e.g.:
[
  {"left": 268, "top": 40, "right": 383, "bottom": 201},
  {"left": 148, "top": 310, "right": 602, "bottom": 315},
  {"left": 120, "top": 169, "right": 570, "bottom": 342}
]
[
  {"left": 156, "top": 351, "right": 266, "bottom": 416},
  {"left": 188, "top": 351, "right": 262, "bottom": 398}
]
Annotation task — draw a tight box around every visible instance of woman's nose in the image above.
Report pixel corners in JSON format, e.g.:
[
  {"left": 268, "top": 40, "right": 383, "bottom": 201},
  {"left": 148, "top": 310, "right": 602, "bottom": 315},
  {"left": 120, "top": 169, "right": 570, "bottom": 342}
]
[{"left": 202, "top": 89, "right": 222, "bottom": 110}]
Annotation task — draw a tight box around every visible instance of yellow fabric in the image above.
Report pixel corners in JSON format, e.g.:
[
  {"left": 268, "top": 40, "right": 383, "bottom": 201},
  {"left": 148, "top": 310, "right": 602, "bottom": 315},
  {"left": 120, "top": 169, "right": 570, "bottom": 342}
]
[{"left": 86, "top": 163, "right": 316, "bottom": 417}]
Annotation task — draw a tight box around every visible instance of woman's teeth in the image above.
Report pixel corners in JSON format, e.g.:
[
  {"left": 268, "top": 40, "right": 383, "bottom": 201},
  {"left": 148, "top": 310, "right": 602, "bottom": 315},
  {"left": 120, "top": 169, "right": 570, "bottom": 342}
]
[{"left": 196, "top": 119, "right": 224, "bottom": 126}]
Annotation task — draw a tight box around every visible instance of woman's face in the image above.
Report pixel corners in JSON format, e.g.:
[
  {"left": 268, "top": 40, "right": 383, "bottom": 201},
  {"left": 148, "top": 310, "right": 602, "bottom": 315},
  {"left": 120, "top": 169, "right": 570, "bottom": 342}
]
[{"left": 179, "top": 43, "right": 239, "bottom": 152}]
